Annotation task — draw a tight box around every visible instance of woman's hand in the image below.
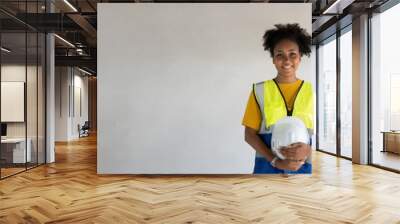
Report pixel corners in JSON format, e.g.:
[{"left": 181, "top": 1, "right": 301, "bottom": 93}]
[
  {"left": 280, "top": 142, "right": 311, "bottom": 161},
  {"left": 275, "top": 158, "right": 304, "bottom": 171}
]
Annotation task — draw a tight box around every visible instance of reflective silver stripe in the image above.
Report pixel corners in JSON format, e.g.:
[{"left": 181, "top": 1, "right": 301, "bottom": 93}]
[
  {"left": 254, "top": 82, "right": 271, "bottom": 134},
  {"left": 254, "top": 81, "right": 269, "bottom": 158}
]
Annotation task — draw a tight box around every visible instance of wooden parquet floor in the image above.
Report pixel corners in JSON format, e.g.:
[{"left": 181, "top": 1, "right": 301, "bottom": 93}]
[{"left": 1, "top": 134, "right": 400, "bottom": 224}]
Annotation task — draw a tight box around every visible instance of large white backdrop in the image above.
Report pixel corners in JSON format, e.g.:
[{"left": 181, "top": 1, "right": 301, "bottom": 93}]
[{"left": 98, "top": 3, "right": 312, "bottom": 174}]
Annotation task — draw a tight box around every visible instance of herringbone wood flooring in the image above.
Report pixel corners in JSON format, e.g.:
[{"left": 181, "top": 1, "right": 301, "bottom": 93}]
[{"left": 1, "top": 134, "right": 400, "bottom": 224}]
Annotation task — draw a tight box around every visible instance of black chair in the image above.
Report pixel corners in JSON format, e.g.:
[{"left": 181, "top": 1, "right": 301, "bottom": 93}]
[{"left": 79, "top": 121, "right": 90, "bottom": 138}]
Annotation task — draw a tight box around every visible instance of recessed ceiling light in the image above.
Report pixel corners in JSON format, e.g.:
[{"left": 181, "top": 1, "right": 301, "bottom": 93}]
[
  {"left": 1, "top": 47, "right": 11, "bottom": 53},
  {"left": 78, "top": 67, "right": 93, "bottom": 76},
  {"left": 63, "top": 0, "right": 78, "bottom": 12},
  {"left": 322, "top": 0, "right": 354, "bottom": 14},
  {"left": 54, "top": 34, "right": 75, "bottom": 48}
]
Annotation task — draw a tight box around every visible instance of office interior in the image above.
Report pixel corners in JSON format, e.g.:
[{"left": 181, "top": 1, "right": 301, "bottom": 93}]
[{"left": 1, "top": 0, "right": 400, "bottom": 222}]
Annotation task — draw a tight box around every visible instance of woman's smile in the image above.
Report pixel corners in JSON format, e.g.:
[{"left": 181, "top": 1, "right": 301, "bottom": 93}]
[{"left": 282, "top": 64, "right": 293, "bottom": 70}]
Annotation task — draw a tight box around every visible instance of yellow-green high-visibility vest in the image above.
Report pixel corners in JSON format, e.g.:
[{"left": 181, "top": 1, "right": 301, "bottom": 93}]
[{"left": 253, "top": 79, "right": 314, "bottom": 134}]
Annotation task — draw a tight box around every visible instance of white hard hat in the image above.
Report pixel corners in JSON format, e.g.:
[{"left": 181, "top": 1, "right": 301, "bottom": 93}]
[{"left": 271, "top": 116, "right": 309, "bottom": 160}]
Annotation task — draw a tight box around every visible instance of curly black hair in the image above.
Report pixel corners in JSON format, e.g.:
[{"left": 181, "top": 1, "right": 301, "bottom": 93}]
[{"left": 262, "top": 23, "right": 312, "bottom": 57}]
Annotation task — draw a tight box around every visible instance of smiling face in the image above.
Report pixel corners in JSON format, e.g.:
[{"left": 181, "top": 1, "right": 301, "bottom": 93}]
[{"left": 272, "top": 39, "right": 301, "bottom": 81}]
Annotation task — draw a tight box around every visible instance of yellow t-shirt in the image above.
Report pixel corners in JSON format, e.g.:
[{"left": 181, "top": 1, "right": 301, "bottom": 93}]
[{"left": 242, "top": 79, "right": 303, "bottom": 131}]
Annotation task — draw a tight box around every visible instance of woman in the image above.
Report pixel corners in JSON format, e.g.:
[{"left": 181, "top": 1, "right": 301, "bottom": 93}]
[{"left": 242, "top": 23, "right": 314, "bottom": 174}]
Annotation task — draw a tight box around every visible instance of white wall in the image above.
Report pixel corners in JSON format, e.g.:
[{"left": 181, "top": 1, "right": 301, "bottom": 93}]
[
  {"left": 1, "top": 65, "right": 38, "bottom": 138},
  {"left": 55, "top": 67, "right": 89, "bottom": 141},
  {"left": 98, "top": 3, "right": 313, "bottom": 174},
  {"left": 55, "top": 67, "right": 70, "bottom": 141},
  {"left": 1, "top": 82, "right": 24, "bottom": 122},
  {"left": 72, "top": 73, "right": 89, "bottom": 138},
  {"left": 1, "top": 66, "right": 26, "bottom": 125}
]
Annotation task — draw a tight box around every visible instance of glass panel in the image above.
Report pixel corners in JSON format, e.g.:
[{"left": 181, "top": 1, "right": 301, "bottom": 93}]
[
  {"left": 0, "top": 2, "right": 27, "bottom": 33},
  {"left": 27, "top": 31, "right": 38, "bottom": 169},
  {"left": 340, "top": 29, "right": 352, "bottom": 158},
  {"left": 371, "top": 3, "right": 400, "bottom": 171},
  {"left": 0, "top": 1, "right": 26, "bottom": 14},
  {"left": 1, "top": 31, "right": 27, "bottom": 178},
  {"left": 318, "top": 37, "right": 337, "bottom": 154},
  {"left": 38, "top": 1, "right": 47, "bottom": 14},
  {"left": 38, "top": 32, "right": 45, "bottom": 165},
  {"left": 0, "top": 1, "right": 46, "bottom": 178}
]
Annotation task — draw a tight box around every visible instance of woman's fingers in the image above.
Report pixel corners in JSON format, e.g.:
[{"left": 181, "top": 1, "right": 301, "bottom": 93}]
[
  {"left": 280, "top": 147, "right": 297, "bottom": 159},
  {"left": 281, "top": 143, "right": 310, "bottom": 161},
  {"left": 278, "top": 158, "right": 305, "bottom": 171},
  {"left": 280, "top": 148, "right": 295, "bottom": 159},
  {"left": 286, "top": 160, "right": 304, "bottom": 171}
]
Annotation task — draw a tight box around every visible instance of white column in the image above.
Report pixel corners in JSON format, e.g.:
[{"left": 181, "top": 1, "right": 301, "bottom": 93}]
[
  {"left": 45, "top": 0, "right": 56, "bottom": 163},
  {"left": 46, "top": 32, "right": 55, "bottom": 163}
]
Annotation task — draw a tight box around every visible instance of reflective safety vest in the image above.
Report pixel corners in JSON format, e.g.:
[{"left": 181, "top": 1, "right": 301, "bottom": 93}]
[{"left": 253, "top": 79, "right": 314, "bottom": 134}]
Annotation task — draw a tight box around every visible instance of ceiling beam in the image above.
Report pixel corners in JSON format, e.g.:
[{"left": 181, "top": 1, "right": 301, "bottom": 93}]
[
  {"left": 55, "top": 55, "right": 96, "bottom": 69},
  {"left": 67, "top": 13, "right": 97, "bottom": 46}
]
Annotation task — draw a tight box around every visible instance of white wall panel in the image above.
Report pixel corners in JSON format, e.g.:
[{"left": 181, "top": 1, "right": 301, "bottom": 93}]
[{"left": 98, "top": 3, "right": 312, "bottom": 174}]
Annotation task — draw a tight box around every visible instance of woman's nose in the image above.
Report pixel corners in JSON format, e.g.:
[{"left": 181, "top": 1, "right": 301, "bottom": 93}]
[{"left": 282, "top": 54, "right": 289, "bottom": 61}]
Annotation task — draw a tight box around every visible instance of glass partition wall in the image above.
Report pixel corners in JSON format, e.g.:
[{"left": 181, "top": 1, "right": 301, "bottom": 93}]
[
  {"left": 316, "top": 26, "right": 353, "bottom": 159},
  {"left": 317, "top": 35, "right": 337, "bottom": 155},
  {"left": 0, "top": 2, "right": 46, "bottom": 179},
  {"left": 339, "top": 27, "right": 352, "bottom": 159},
  {"left": 370, "top": 3, "right": 400, "bottom": 171},
  {"left": 317, "top": 0, "right": 400, "bottom": 172},
  {"left": 0, "top": 31, "right": 27, "bottom": 177}
]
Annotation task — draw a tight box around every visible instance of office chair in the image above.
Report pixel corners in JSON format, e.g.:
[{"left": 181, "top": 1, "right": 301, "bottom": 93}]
[{"left": 79, "top": 121, "right": 90, "bottom": 138}]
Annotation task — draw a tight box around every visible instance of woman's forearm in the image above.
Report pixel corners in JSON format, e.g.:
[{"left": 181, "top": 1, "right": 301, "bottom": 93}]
[{"left": 244, "top": 127, "right": 275, "bottom": 162}]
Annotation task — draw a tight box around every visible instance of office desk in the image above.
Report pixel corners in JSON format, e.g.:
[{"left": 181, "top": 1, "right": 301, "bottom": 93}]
[
  {"left": 1, "top": 138, "right": 31, "bottom": 164},
  {"left": 381, "top": 131, "right": 400, "bottom": 154}
]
